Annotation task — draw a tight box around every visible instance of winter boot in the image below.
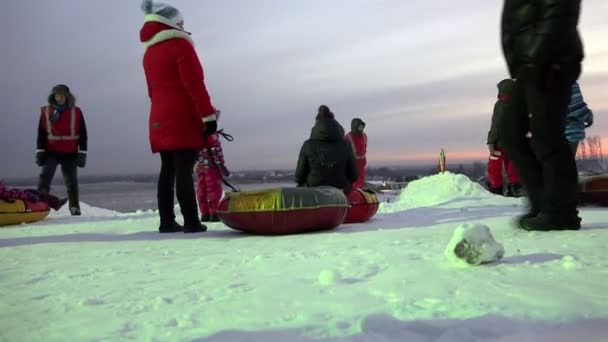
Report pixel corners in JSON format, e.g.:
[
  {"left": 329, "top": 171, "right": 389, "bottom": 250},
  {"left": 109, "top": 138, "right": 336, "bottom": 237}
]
[
  {"left": 159, "top": 221, "right": 183, "bottom": 233},
  {"left": 487, "top": 183, "right": 504, "bottom": 196},
  {"left": 200, "top": 213, "right": 211, "bottom": 222},
  {"left": 507, "top": 183, "right": 524, "bottom": 198},
  {"left": 69, "top": 207, "right": 81, "bottom": 216},
  {"left": 183, "top": 221, "right": 208, "bottom": 233},
  {"left": 519, "top": 213, "right": 581, "bottom": 231},
  {"left": 209, "top": 213, "right": 220, "bottom": 222}
]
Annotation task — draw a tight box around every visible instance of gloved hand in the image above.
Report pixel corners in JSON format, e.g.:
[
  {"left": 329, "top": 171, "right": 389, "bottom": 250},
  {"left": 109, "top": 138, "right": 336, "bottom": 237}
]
[
  {"left": 76, "top": 152, "right": 87, "bottom": 168},
  {"left": 488, "top": 144, "right": 496, "bottom": 155},
  {"left": 203, "top": 120, "right": 217, "bottom": 136},
  {"left": 35, "top": 151, "right": 46, "bottom": 166}
]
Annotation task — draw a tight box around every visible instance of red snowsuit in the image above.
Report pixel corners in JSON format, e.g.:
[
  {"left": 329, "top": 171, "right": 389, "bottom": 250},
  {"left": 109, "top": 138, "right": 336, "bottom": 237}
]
[
  {"left": 487, "top": 147, "right": 520, "bottom": 189},
  {"left": 196, "top": 133, "right": 229, "bottom": 216},
  {"left": 345, "top": 132, "right": 367, "bottom": 189}
]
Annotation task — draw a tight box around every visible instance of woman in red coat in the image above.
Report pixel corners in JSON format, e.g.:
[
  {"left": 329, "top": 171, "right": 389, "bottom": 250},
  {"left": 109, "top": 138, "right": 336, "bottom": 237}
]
[{"left": 140, "top": 0, "right": 218, "bottom": 233}]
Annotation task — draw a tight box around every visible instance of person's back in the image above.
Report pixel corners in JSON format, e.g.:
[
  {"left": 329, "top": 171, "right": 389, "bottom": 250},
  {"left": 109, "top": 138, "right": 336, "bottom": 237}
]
[{"left": 296, "top": 117, "right": 358, "bottom": 193}]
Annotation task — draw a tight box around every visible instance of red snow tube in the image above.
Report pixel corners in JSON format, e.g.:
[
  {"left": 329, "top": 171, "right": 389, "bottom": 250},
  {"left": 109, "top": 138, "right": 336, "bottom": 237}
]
[
  {"left": 217, "top": 187, "right": 348, "bottom": 235},
  {"left": 579, "top": 174, "right": 608, "bottom": 207},
  {"left": 344, "top": 189, "right": 380, "bottom": 223}
]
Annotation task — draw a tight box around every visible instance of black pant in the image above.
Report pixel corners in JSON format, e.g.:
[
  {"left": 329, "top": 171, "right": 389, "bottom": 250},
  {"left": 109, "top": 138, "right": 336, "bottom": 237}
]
[
  {"left": 158, "top": 150, "right": 199, "bottom": 225},
  {"left": 500, "top": 64, "right": 581, "bottom": 219},
  {"left": 38, "top": 154, "right": 79, "bottom": 209}
]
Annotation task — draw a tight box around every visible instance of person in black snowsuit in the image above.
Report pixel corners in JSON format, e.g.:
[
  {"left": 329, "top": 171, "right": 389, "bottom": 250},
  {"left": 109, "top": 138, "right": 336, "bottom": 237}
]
[
  {"left": 499, "top": 0, "right": 584, "bottom": 230},
  {"left": 295, "top": 106, "right": 358, "bottom": 194}
]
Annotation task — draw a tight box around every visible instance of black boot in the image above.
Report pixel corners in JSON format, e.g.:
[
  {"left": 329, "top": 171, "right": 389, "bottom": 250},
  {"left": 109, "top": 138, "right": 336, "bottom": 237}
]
[
  {"left": 69, "top": 207, "right": 81, "bottom": 216},
  {"left": 520, "top": 213, "right": 581, "bottom": 231},
  {"left": 507, "top": 183, "right": 524, "bottom": 197},
  {"left": 183, "top": 221, "right": 207, "bottom": 233},
  {"left": 209, "top": 213, "right": 220, "bottom": 222},
  {"left": 200, "top": 213, "right": 210, "bottom": 222},
  {"left": 488, "top": 183, "right": 504, "bottom": 196},
  {"left": 159, "top": 221, "right": 183, "bottom": 233}
]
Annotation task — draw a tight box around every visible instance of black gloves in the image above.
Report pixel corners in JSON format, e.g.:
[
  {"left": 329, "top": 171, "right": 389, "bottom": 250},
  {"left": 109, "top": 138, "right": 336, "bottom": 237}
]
[
  {"left": 36, "top": 151, "right": 46, "bottom": 166},
  {"left": 76, "top": 152, "right": 87, "bottom": 168},
  {"left": 203, "top": 120, "right": 217, "bottom": 136}
]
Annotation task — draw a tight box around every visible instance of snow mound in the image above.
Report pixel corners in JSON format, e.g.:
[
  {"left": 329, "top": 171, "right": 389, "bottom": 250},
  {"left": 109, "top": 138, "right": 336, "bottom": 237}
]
[
  {"left": 48, "top": 202, "right": 119, "bottom": 218},
  {"left": 379, "top": 172, "right": 511, "bottom": 213},
  {"left": 445, "top": 223, "right": 505, "bottom": 266}
]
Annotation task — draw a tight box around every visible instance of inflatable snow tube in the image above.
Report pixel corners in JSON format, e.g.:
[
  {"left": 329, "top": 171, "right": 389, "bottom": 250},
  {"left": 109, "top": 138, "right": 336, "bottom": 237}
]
[
  {"left": 344, "top": 189, "right": 379, "bottom": 223},
  {"left": 579, "top": 174, "right": 608, "bottom": 207},
  {"left": 0, "top": 199, "right": 50, "bottom": 227},
  {"left": 217, "top": 187, "right": 348, "bottom": 235}
]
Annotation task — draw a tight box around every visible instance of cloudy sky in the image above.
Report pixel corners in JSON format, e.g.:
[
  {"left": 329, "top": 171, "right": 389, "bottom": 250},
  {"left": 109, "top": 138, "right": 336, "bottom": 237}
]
[{"left": 2, "top": 0, "right": 607, "bottom": 178}]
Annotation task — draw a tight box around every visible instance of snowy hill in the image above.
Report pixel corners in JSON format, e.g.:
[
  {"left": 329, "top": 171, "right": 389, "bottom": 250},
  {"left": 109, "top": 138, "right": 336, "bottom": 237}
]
[{"left": 1, "top": 173, "right": 607, "bottom": 341}]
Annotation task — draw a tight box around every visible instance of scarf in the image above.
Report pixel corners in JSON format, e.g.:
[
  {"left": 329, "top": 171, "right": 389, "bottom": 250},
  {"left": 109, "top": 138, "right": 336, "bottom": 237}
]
[{"left": 50, "top": 104, "right": 66, "bottom": 123}]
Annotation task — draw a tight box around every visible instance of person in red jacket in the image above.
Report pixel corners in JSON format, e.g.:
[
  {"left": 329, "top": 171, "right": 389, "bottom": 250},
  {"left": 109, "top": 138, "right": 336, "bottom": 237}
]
[
  {"left": 140, "top": 0, "right": 218, "bottom": 233},
  {"left": 196, "top": 119, "right": 230, "bottom": 223},
  {"left": 345, "top": 118, "right": 367, "bottom": 189},
  {"left": 36, "top": 84, "right": 87, "bottom": 216}
]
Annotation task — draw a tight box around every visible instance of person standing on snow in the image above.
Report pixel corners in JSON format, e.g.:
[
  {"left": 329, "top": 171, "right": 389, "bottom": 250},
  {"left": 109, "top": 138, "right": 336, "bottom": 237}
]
[
  {"left": 140, "top": 0, "right": 219, "bottom": 233},
  {"left": 345, "top": 118, "right": 367, "bottom": 190},
  {"left": 565, "top": 81, "right": 594, "bottom": 156},
  {"left": 36, "top": 84, "right": 87, "bottom": 216},
  {"left": 486, "top": 79, "right": 523, "bottom": 197},
  {"left": 296, "top": 105, "right": 358, "bottom": 195},
  {"left": 499, "top": 0, "right": 584, "bottom": 231},
  {"left": 196, "top": 114, "right": 230, "bottom": 223}
]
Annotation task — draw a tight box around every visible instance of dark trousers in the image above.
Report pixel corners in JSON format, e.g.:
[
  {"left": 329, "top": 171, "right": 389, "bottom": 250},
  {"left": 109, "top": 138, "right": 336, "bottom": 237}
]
[
  {"left": 38, "top": 154, "right": 79, "bottom": 209},
  {"left": 158, "top": 150, "right": 199, "bottom": 225},
  {"left": 500, "top": 64, "right": 581, "bottom": 218}
]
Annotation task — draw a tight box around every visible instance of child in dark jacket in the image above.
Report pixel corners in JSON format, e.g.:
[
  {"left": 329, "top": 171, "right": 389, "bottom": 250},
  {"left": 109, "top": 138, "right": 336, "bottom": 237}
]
[{"left": 196, "top": 129, "right": 230, "bottom": 222}]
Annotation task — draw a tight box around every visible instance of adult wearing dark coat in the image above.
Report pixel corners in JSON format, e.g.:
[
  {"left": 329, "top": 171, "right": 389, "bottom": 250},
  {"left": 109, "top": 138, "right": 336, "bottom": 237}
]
[
  {"left": 500, "top": 0, "right": 584, "bottom": 230},
  {"left": 296, "top": 107, "right": 358, "bottom": 194},
  {"left": 140, "top": 0, "right": 218, "bottom": 233}
]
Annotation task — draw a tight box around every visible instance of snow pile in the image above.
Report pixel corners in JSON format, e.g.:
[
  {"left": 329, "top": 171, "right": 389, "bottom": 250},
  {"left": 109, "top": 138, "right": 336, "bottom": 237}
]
[
  {"left": 445, "top": 223, "right": 505, "bottom": 266},
  {"left": 48, "top": 202, "right": 118, "bottom": 218},
  {"left": 379, "top": 172, "right": 519, "bottom": 213}
]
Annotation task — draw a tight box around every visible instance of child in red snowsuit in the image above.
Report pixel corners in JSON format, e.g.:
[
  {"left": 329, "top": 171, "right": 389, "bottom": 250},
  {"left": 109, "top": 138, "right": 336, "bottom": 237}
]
[
  {"left": 345, "top": 118, "right": 367, "bottom": 189},
  {"left": 486, "top": 79, "right": 522, "bottom": 197},
  {"left": 196, "top": 131, "right": 230, "bottom": 222}
]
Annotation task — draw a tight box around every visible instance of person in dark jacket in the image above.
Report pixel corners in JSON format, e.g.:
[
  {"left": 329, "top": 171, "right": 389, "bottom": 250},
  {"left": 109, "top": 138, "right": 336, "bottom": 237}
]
[
  {"left": 36, "top": 84, "right": 87, "bottom": 216},
  {"left": 486, "top": 79, "right": 522, "bottom": 197},
  {"left": 296, "top": 108, "right": 358, "bottom": 194},
  {"left": 499, "top": 0, "right": 584, "bottom": 231}
]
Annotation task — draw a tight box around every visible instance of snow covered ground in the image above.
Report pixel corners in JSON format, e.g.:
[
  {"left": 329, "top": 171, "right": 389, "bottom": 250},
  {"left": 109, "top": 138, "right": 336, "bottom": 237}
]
[{"left": 1, "top": 173, "right": 607, "bottom": 342}]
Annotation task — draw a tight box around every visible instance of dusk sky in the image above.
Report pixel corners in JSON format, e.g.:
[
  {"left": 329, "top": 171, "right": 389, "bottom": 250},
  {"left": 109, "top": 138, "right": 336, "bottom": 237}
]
[{"left": 2, "top": 0, "right": 607, "bottom": 178}]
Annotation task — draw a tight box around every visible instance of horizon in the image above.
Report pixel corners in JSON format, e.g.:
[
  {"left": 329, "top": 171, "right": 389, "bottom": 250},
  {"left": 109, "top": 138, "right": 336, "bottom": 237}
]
[{"left": 2, "top": 0, "right": 607, "bottom": 178}]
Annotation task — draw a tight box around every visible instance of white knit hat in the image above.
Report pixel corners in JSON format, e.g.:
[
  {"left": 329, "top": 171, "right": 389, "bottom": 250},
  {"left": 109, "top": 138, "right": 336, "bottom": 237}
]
[{"left": 141, "top": 0, "right": 184, "bottom": 29}]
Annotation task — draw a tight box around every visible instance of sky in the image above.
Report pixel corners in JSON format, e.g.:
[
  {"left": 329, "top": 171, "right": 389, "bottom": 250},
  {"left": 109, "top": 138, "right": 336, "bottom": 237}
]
[{"left": 1, "top": 0, "right": 607, "bottom": 178}]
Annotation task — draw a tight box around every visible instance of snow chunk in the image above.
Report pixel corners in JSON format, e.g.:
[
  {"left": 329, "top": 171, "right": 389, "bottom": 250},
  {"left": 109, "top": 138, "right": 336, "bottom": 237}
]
[{"left": 445, "top": 223, "right": 505, "bottom": 266}]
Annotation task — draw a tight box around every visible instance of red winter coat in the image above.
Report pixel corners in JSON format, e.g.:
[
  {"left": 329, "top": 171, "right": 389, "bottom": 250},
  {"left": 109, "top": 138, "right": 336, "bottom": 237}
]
[{"left": 140, "top": 21, "right": 216, "bottom": 153}]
